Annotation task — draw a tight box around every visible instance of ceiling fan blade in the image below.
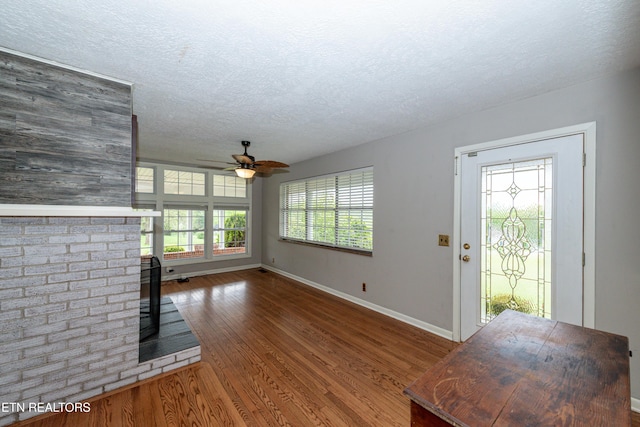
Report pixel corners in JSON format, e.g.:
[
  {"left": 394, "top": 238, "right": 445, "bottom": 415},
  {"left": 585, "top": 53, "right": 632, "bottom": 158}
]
[
  {"left": 254, "top": 160, "right": 289, "bottom": 168},
  {"left": 197, "top": 159, "right": 237, "bottom": 165},
  {"left": 253, "top": 164, "right": 273, "bottom": 174},
  {"left": 232, "top": 154, "right": 254, "bottom": 164}
]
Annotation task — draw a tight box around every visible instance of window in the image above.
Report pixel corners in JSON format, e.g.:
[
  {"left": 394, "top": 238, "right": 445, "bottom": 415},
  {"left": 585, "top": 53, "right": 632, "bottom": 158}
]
[
  {"left": 135, "top": 167, "right": 154, "bottom": 193},
  {"left": 213, "top": 175, "right": 247, "bottom": 198},
  {"left": 137, "top": 207, "right": 155, "bottom": 256},
  {"left": 163, "top": 208, "right": 206, "bottom": 260},
  {"left": 213, "top": 208, "right": 247, "bottom": 255},
  {"left": 134, "top": 162, "right": 251, "bottom": 263},
  {"left": 280, "top": 167, "right": 373, "bottom": 253},
  {"left": 164, "top": 170, "right": 205, "bottom": 195}
]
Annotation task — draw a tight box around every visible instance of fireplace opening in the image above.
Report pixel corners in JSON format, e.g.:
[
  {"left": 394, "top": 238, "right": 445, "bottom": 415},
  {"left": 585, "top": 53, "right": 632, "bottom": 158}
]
[{"left": 139, "top": 256, "right": 161, "bottom": 341}]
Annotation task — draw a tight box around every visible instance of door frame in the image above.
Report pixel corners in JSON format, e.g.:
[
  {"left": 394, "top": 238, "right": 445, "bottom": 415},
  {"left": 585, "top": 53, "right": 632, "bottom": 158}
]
[{"left": 452, "top": 122, "right": 596, "bottom": 342}]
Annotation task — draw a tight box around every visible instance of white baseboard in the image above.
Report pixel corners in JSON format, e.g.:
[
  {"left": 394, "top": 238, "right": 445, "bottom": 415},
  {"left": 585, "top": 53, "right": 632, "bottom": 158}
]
[
  {"left": 162, "top": 263, "right": 261, "bottom": 282},
  {"left": 632, "top": 397, "right": 640, "bottom": 413},
  {"left": 262, "top": 265, "right": 453, "bottom": 341}
]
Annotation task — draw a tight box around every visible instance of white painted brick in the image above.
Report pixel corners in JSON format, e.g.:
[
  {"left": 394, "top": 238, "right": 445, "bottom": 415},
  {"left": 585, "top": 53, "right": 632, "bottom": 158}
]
[
  {"left": 24, "top": 282, "right": 68, "bottom": 297},
  {"left": 0, "top": 267, "right": 24, "bottom": 279},
  {"left": 70, "top": 314, "right": 108, "bottom": 329},
  {"left": 89, "top": 354, "right": 124, "bottom": 371},
  {"left": 90, "top": 319, "right": 124, "bottom": 334},
  {"left": 22, "top": 341, "right": 67, "bottom": 358},
  {"left": 0, "top": 217, "right": 44, "bottom": 225},
  {"left": 92, "top": 217, "right": 125, "bottom": 225},
  {"left": 22, "top": 361, "right": 66, "bottom": 379},
  {"left": 47, "top": 307, "right": 88, "bottom": 323},
  {"left": 151, "top": 356, "right": 176, "bottom": 370},
  {"left": 67, "top": 369, "right": 110, "bottom": 387},
  {"left": 67, "top": 333, "right": 107, "bottom": 350},
  {"left": 47, "top": 271, "right": 88, "bottom": 284},
  {"left": 176, "top": 346, "right": 202, "bottom": 362},
  {"left": 2, "top": 336, "right": 45, "bottom": 353},
  {"left": 0, "top": 315, "right": 45, "bottom": 333},
  {"left": 0, "top": 414, "right": 19, "bottom": 427},
  {"left": 1, "top": 295, "right": 46, "bottom": 311},
  {"left": 47, "top": 346, "right": 88, "bottom": 363},
  {"left": 69, "top": 225, "right": 108, "bottom": 234},
  {"left": 90, "top": 250, "right": 125, "bottom": 261},
  {"left": 103, "top": 377, "right": 137, "bottom": 393},
  {"left": 108, "top": 274, "right": 140, "bottom": 286},
  {"left": 0, "top": 276, "right": 46, "bottom": 289},
  {"left": 89, "top": 302, "right": 124, "bottom": 316},
  {"left": 0, "top": 246, "right": 24, "bottom": 258},
  {"left": 21, "top": 377, "right": 67, "bottom": 400},
  {"left": 0, "top": 309, "right": 23, "bottom": 323},
  {"left": 106, "top": 307, "right": 138, "bottom": 321},
  {"left": 108, "top": 257, "right": 140, "bottom": 268},
  {"left": 2, "top": 376, "right": 43, "bottom": 395},
  {"left": 89, "top": 267, "right": 125, "bottom": 279},
  {"left": 138, "top": 368, "right": 162, "bottom": 381},
  {"left": 121, "top": 364, "right": 152, "bottom": 378},
  {"left": 48, "top": 217, "right": 90, "bottom": 224},
  {"left": 45, "top": 365, "right": 87, "bottom": 383},
  {"left": 48, "top": 252, "right": 88, "bottom": 263},
  {"left": 68, "top": 278, "right": 106, "bottom": 290},
  {"left": 23, "top": 320, "right": 67, "bottom": 338},
  {"left": 162, "top": 359, "right": 190, "bottom": 373},
  {"left": 48, "top": 327, "right": 89, "bottom": 343},
  {"left": 49, "top": 289, "right": 90, "bottom": 303},
  {"left": 24, "top": 263, "right": 68, "bottom": 276},
  {"left": 107, "top": 291, "right": 139, "bottom": 304},
  {"left": 69, "top": 242, "right": 107, "bottom": 253},
  {"left": 69, "top": 297, "right": 107, "bottom": 309},
  {"left": 68, "top": 261, "right": 107, "bottom": 272},
  {"left": 108, "top": 240, "right": 140, "bottom": 250},
  {"left": 42, "top": 384, "right": 83, "bottom": 403},
  {"left": 84, "top": 374, "right": 119, "bottom": 391},
  {"left": 1, "top": 255, "right": 48, "bottom": 268},
  {"left": 48, "top": 234, "right": 90, "bottom": 244},
  {"left": 91, "top": 233, "right": 125, "bottom": 243},
  {"left": 89, "top": 336, "right": 125, "bottom": 352},
  {"left": 89, "top": 284, "right": 124, "bottom": 297},
  {"left": 24, "top": 225, "right": 68, "bottom": 234},
  {"left": 0, "top": 287, "right": 23, "bottom": 299},
  {"left": 24, "top": 303, "right": 67, "bottom": 318},
  {"left": 65, "top": 387, "right": 103, "bottom": 404},
  {"left": 23, "top": 244, "right": 68, "bottom": 256}
]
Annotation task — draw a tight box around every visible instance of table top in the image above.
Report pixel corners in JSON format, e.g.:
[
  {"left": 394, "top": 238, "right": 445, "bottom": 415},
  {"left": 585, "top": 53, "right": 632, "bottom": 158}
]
[{"left": 404, "top": 310, "right": 631, "bottom": 426}]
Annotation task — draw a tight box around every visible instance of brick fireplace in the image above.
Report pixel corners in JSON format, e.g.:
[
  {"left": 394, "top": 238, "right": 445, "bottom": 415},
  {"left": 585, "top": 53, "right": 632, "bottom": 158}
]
[
  {"left": 0, "top": 50, "right": 200, "bottom": 425},
  {"left": 0, "top": 212, "right": 200, "bottom": 426}
]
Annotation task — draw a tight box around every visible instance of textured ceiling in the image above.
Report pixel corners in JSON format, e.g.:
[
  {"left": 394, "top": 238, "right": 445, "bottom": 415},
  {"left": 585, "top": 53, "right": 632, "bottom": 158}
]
[{"left": 2, "top": 1, "right": 640, "bottom": 168}]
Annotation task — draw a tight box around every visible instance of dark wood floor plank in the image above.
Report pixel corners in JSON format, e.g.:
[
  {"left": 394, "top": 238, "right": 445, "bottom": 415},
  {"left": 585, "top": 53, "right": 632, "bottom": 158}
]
[{"left": 14, "top": 268, "right": 636, "bottom": 426}]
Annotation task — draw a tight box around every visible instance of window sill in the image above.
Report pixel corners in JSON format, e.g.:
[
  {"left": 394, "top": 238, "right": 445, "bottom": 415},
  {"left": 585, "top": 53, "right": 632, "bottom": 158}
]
[{"left": 278, "top": 238, "right": 372, "bottom": 257}]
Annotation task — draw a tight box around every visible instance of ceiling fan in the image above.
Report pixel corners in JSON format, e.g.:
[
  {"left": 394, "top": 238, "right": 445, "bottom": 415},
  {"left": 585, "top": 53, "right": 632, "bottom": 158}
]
[{"left": 225, "top": 141, "right": 289, "bottom": 179}]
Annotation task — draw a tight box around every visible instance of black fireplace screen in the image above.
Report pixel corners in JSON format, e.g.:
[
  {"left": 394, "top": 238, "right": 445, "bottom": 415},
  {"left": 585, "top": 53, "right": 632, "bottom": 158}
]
[{"left": 139, "top": 256, "right": 161, "bottom": 341}]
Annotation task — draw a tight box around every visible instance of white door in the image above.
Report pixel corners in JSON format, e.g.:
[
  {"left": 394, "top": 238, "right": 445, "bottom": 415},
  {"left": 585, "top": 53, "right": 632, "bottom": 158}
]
[{"left": 459, "top": 134, "right": 584, "bottom": 340}]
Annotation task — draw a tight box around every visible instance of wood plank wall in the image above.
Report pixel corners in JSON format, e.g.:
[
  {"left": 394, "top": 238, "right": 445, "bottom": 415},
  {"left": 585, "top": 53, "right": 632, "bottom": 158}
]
[{"left": 0, "top": 51, "right": 132, "bottom": 206}]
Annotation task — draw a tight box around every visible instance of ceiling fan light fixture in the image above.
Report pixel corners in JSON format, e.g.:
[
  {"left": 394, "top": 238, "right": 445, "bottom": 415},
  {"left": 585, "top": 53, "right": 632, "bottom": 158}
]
[{"left": 235, "top": 166, "right": 255, "bottom": 179}]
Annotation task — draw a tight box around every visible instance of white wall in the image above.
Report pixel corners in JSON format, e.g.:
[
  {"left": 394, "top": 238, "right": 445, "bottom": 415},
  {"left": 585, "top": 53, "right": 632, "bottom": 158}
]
[{"left": 261, "top": 67, "right": 640, "bottom": 399}]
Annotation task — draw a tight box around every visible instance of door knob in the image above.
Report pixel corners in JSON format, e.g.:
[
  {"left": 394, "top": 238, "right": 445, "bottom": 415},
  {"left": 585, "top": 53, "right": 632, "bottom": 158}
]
[
  {"left": 462, "top": 255, "right": 470, "bottom": 262},
  {"left": 463, "top": 243, "right": 470, "bottom": 250}
]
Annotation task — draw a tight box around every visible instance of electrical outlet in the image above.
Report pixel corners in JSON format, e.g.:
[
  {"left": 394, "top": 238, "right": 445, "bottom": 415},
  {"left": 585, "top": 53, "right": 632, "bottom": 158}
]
[
  {"left": 362, "top": 282, "right": 366, "bottom": 292},
  {"left": 438, "top": 234, "right": 450, "bottom": 247}
]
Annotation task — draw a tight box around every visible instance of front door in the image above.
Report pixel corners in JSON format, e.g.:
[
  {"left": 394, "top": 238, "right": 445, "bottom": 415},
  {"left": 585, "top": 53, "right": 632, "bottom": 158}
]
[{"left": 459, "top": 133, "right": 584, "bottom": 340}]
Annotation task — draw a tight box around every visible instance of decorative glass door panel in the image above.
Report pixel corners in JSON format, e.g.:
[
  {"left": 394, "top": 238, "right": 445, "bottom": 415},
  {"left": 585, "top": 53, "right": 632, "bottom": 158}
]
[
  {"left": 459, "top": 134, "right": 584, "bottom": 340},
  {"left": 480, "top": 158, "right": 552, "bottom": 324}
]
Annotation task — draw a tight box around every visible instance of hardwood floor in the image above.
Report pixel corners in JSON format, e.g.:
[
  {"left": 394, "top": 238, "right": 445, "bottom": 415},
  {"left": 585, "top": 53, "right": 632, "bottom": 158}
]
[{"left": 16, "top": 268, "right": 639, "bottom": 426}]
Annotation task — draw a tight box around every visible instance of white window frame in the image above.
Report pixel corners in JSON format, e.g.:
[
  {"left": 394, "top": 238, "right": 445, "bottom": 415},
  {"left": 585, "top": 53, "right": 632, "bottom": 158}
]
[
  {"left": 279, "top": 167, "right": 374, "bottom": 254},
  {"left": 134, "top": 161, "right": 251, "bottom": 265}
]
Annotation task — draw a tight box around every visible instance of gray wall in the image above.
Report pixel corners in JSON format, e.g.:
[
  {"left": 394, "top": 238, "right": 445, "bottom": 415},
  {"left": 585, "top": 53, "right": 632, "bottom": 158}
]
[
  {"left": 261, "top": 67, "right": 640, "bottom": 399},
  {"left": 0, "top": 51, "right": 132, "bottom": 206}
]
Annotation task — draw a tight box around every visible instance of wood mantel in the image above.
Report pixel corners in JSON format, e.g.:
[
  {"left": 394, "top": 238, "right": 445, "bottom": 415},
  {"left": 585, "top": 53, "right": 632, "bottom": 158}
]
[{"left": 404, "top": 310, "right": 631, "bottom": 426}]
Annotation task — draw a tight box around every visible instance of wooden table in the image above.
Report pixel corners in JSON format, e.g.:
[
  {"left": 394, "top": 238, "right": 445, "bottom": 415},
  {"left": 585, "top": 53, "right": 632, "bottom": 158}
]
[{"left": 404, "top": 310, "right": 630, "bottom": 426}]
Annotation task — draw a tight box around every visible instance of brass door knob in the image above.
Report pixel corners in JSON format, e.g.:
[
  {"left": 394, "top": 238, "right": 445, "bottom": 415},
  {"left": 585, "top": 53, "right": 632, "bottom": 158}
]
[
  {"left": 463, "top": 243, "right": 470, "bottom": 250},
  {"left": 462, "top": 255, "right": 470, "bottom": 262}
]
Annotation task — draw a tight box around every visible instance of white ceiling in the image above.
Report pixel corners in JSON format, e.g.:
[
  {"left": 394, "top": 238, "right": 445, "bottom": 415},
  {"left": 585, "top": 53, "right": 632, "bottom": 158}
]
[{"left": 2, "top": 1, "right": 640, "bottom": 168}]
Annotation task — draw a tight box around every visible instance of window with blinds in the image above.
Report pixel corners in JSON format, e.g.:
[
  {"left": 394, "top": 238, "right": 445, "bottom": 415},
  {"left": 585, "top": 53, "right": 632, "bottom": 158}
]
[{"left": 279, "top": 167, "right": 373, "bottom": 253}]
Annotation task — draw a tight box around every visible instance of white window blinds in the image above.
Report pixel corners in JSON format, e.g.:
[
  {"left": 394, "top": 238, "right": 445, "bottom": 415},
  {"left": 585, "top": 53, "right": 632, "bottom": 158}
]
[{"left": 279, "top": 167, "right": 373, "bottom": 252}]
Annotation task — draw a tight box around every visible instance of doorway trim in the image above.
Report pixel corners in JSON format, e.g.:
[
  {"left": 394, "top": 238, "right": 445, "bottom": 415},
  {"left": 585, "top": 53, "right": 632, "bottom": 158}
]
[{"left": 452, "top": 122, "right": 596, "bottom": 342}]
